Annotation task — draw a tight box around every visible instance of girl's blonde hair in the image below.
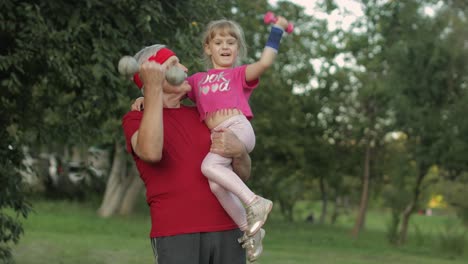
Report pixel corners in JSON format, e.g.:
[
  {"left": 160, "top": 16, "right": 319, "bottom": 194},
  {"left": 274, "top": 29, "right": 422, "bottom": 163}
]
[{"left": 201, "top": 19, "right": 247, "bottom": 69}]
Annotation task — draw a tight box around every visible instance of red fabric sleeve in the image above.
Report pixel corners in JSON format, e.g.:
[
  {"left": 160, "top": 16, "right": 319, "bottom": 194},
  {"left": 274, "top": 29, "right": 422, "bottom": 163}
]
[
  {"left": 122, "top": 111, "right": 144, "bottom": 154},
  {"left": 186, "top": 74, "right": 197, "bottom": 102}
]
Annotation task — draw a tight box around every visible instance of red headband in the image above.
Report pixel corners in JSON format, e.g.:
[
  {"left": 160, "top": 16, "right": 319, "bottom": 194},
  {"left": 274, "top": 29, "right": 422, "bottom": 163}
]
[{"left": 133, "top": 47, "right": 176, "bottom": 89}]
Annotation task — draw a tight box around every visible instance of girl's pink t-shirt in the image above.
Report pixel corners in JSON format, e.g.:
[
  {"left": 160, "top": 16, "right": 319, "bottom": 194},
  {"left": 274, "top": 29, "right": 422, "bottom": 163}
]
[{"left": 187, "top": 65, "right": 259, "bottom": 121}]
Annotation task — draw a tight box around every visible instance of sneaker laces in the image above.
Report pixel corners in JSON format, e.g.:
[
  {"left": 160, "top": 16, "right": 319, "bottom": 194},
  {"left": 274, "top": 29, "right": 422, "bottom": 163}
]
[{"left": 241, "top": 237, "right": 255, "bottom": 249}]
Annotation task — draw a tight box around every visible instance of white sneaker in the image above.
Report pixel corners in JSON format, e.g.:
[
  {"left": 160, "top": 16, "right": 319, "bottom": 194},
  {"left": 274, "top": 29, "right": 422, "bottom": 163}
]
[
  {"left": 245, "top": 196, "right": 273, "bottom": 236},
  {"left": 238, "top": 228, "right": 266, "bottom": 262}
]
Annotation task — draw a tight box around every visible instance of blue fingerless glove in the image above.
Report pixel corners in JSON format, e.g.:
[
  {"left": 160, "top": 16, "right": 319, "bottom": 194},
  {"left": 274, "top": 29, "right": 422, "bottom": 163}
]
[{"left": 265, "top": 25, "right": 284, "bottom": 52}]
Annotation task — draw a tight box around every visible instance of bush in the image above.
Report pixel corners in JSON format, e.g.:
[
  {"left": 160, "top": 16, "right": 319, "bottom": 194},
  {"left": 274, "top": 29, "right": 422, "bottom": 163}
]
[
  {"left": 438, "top": 221, "right": 466, "bottom": 258},
  {"left": 0, "top": 141, "right": 32, "bottom": 263}
]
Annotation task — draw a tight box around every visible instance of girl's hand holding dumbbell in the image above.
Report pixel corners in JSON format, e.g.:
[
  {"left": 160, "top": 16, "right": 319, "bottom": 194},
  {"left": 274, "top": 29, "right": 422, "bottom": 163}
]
[
  {"left": 274, "top": 16, "right": 289, "bottom": 31},
  {"left": 264, "top": 11, "right": 294, "bottom": 33}
]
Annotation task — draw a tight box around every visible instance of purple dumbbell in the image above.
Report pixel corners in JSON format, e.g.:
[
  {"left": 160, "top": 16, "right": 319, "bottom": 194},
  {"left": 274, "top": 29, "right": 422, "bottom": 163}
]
[{"left": 263, "top": 11, "right": 294, "bottom": 33}]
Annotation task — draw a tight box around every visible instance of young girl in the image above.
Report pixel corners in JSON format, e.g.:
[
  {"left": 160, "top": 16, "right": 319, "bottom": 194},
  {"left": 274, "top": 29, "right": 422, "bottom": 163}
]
[
  {"left": 132, "top": 16, "right": 290, "bottom": 262},
  {"left": 188, "top": 16, "right": 289, "bottom": 235}
]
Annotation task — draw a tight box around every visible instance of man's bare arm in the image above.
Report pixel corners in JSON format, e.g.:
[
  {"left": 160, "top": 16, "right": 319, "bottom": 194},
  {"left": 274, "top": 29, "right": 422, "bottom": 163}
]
[
  {"left": 131, "top": 62, "right": 166, "bottom": 162},
  {"left": 210, "top": 128, "right": 251, "bottom": 182},
  {"left": 232, "top": 149, "right": 251, "bottom": 182}
]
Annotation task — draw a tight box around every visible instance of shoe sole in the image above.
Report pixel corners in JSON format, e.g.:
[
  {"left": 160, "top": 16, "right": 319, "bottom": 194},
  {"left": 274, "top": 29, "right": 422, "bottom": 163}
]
[{"left": 248, "top": 229, "right": 266, "bottom": 262}]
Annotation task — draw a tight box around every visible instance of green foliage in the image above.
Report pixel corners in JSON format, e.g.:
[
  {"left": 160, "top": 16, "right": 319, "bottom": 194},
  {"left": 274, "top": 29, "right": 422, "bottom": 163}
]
[
  {"left": 380, "top": 139, "right": 423, "bottom": 244},
  {"left": 1, "top": 0, "right": 232, "bottom": 146},
  {"left": 436, "top": 172, "right": 468, "bottom": 226},
  {"left": 224, "top": 0, "right": 321, "bottom": 221},
  {"left": 385, "top": 211, "right": 401, "bottom": 245},
  {"left": 0, "top": 0, "right": 232, "bottom": 260},
  {"left": 381, "top": 138, "right": 417, "bottom": 211},
  {"left": 0, "top": 137, "right": 31, "bottom": 263},
  {"left": 383, "top": 0, "right": 468, "bottom": 166},
  {"left": 437, "top": 221, "right": 467, "bottom": 258},
  {"left": 343, "top": 0, "right": 468, "bottom": 241}
]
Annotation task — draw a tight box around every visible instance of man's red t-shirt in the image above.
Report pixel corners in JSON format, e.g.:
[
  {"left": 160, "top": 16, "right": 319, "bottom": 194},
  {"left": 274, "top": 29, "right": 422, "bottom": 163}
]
[{"left": 122, "top": 105, "right": 237, "bottom": 238}]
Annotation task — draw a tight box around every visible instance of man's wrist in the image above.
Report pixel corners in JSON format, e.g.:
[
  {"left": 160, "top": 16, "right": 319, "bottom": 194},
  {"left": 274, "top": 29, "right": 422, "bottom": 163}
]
[{"left": 234, "top": 145, "right": 248, "bottom": 159}]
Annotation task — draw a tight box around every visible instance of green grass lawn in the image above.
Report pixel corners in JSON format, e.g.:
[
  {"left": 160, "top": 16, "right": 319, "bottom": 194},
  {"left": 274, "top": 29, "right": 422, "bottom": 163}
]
[{"left": 10, "top": 199, "right": 468, "bottom": 264}]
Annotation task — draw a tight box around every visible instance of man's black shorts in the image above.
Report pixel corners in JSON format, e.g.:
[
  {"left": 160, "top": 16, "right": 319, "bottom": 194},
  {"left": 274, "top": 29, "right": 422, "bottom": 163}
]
[{"left": 151, "top": 229, "right": 246, "bottom": 264}]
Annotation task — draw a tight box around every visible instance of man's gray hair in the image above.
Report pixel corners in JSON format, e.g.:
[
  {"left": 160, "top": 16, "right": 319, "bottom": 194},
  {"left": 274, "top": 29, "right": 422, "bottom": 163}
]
[
  {"left": 133, "top": 44, "right": 166, "bottom": 95},
  {"left": 134, "top": 44, "right": 166, "bottom": 66}
]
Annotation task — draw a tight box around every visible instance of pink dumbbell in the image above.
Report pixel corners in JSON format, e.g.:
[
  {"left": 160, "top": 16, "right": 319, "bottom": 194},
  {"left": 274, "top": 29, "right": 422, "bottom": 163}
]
[{"left": 264, "top": 11, "right": 294, "bottom": 33}]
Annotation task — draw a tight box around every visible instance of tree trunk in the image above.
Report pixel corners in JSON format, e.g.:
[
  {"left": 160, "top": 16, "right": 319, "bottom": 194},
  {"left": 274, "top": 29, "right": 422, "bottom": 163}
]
[
  {"left": 352, "top": 142, "right": 371, "bottom": 238},
  {"left": 97, "top": 141, "right": 127, "bottom": 218},
  {"left": 319, "top": 175, "right": 328, "bottom": 224},
  {"left": 119, "top": 163, "right": 144, "bottom": 215},
  {"left": 343, "top": 195, "right": 351, "bottom": 214},
  {"left": 70, "top": 145, "right": 85, "bottom": 162},
  {"left": 279, "top": 199, "right": 294, "bottom": 222},
  {"left": 330, "top": 196, "right": 340, "bottom": 224},
  {"left": 398, "top": 163, "right": 427, "bottom": 244}
]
